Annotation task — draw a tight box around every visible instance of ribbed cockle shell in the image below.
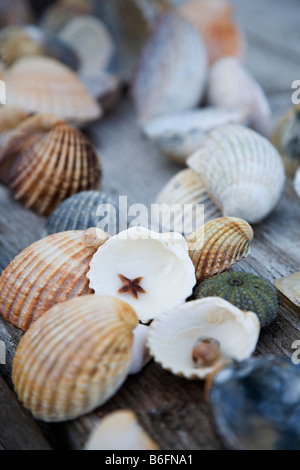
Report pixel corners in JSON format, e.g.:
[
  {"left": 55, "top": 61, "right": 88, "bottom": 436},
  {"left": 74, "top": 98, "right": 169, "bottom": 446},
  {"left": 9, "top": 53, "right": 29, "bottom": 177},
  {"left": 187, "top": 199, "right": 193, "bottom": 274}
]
[{"left": 12, "top": 295, "right": 138, "bottom": 422}]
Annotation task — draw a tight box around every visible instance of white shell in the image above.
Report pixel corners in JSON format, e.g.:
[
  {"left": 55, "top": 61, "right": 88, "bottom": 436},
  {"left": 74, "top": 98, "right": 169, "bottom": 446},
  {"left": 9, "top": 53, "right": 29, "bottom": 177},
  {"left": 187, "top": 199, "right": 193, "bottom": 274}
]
[
  {"left": 207, "top": 57, "right": 272, "bottom": 137},
  {"left": 274, "top": 273, "right": 300, "bottom": 307},
  {"left": 187, "top": 124, "right": 286, "bottom": 224},
  {"left": 142, "top": 107, "right": 245, "bottom": 164},
  {"left": 147, "top": 297, "right": 260, "bottom": 379},
  {"left": 129, "top": 324, "right": 152, "bottom": 375},
  {"left": 87, "top": 226, "right": 196, "bottom": 323},
  {"left": 294, "top": 168, "right": 300, "bottom": 198}
]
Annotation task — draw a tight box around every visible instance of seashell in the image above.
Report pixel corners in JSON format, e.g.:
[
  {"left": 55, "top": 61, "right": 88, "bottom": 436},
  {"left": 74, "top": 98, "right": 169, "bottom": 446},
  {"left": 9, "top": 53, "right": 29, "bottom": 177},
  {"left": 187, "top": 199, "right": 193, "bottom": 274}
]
[
  {"left": 0, "top": 25, "right": 79, "bottom": 70},
  {"left": 80, "top": 71, "right": 121, "bottom": 114},
  {"left": 12, "top": 295, "right": 138, "bottom": 422},
  {"left": 272, "top": 105, "right": 300, "bottom": 177},
  {"left": 142, "top": 107, "right": 246, "bottom": 164},
  {"left": 193, "top": 271, "right": 279, "bottom": 328},
  {"left": 147, "top": 297, "right": 260, "bottom": 380},
  {"left": 187, "top": 217, "right": 253, "bottom": 283},
  {"left": 0, "top": 113, "right": 101, "bottom": 216},
  {"left": 3, "top": 56, "right": 102, "bottom": 126},
  {"left": 0, "top": 230, "right": 100, "bottom": 331},
  {"left": 129, "top": 324, "right": 152, "bottom": 375},
  {"left": 59, "top": 16, "right": 115, "bottom": 76},
  {"left": 155, "top": 168, "right": 221, "bottom": 236},
  {"left": 0, "top": 106, "right": 30, "bottom": 165},
  {"left": 0, "top": 0, "right": 33, "bottom": 28},
  {"left": 40, "top": 0, "right": 91, "bottom": 34},
  {"left": 87, "top": 226, "right": 196, "bottom": 324},
  {"left": 294, "top": 168, "right": 300, "bottom": 198},
  {"left": 207, "top": 57, "right": 272, "bottom": 137},
  {"left": 179, "top": 0, "right": 244, "bottom": 66},
  {"left": 84, "top": 410, "right": 159, "bottom": 450},
  {"left": 188, "top": 124, "right": 286, "bottom": 224},
  {"left": 210, "top": 357, "right": 300, "bottom": 450},
  {"left": 274, "top": 272, "right": 300, "bottom": 307},
  {"left": 44, "top": 191, "right": 118, "bottom": 237},
  {"left": 132, "top": 12, "right": 207, "bottom": 124}
]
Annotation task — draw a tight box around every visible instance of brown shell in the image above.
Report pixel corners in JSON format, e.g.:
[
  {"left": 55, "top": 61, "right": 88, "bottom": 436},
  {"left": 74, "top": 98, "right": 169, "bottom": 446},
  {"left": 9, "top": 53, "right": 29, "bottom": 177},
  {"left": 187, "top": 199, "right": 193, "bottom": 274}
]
[
  {"left": 0, "top": 113, "right": 101, "bottom": 215},
  {"left": 179, "top": 0, "right": 244, "bottom": 66},
  {"left": 0, "top": 106, "right": 30, "bottom": 169},
  {"left": 12, "top": 295, "right": 138, "bottom": 422},
  {"left": 0, "top": 230, "right": 97, "bottom": 331},
  {"left": 3, "top": 56, "right": 102, "bottom": 125},
  {"left": 187, "top": 217, "right": 254, "bottom": 282}
]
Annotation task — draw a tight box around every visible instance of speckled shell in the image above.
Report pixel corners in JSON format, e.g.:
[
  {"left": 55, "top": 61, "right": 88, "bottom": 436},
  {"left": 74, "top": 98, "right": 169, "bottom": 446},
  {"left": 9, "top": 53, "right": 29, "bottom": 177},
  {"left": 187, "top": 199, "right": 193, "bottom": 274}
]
[
  {"left": 3, "top": 56, "right": 102, "bottom": 125},
  {"left": 193, "top": 271, "right": 279, "bottom": 328},
  {"left": 188, "top": 124, "right": 286, "bottom": 224},
  {"left": 132, "top": 12, "right": 207, "bottom": 124},
  {"left": 179, "top": 0, "right": 244, "bottom": 66},
  {"left": 0, "top": 25, "right": 79, "bottom": 69},
  {"left": 187, "top": 217, "right": 253, "bottom": 283},
  {"left": 207, "top": 57, "right": 272, "bottom": 137},
  {"left": 294, "top": 168, "right": 300, "bottom": 198},
  {"left": 274, "top": 273, "right": 300, "bottom": 307},
  {"left": 44, "top": 191, "right": 119, "bottom": 236},
  {"left": 40, "top": 0, "right": 91, "bottom": 34},
  {"left": 12, "top": 295, "right": 138, "bottom": 422},
  {"left": 147, "top": 297, "right": 260, "bottom": 379},
  {"left": 0, "top": 106, "right": 30, "bottom": 163},
  {"left": 0, "top": 231, "right": 96, "bottom": 331},
  {"left": 272, "top": 105, "right": 300, "bottom": 177},
  {"left": 0, "top": 113, "right": 101, "bottom": 216},
  {"left": 142, "top": 107, "right": 245, "bottom": 164}
]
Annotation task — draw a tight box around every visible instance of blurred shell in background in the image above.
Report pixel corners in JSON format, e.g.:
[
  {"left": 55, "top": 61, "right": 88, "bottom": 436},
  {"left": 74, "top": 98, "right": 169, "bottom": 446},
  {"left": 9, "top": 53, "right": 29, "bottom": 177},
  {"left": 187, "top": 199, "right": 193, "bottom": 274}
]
[
  {"left": 294, "top": 168, "right": 300, "bottom": 197},
  {"left": 81, "top": 71, "right": 121, "bottom": 114},
  {"left": 0, "top": 113, "right": 101, "bottom": 216},
  {"left": 274, "top": 272, "right": 300, "bottom": 307},
  {"left": 12, "top": 295, "right": 138, "bottom": 421},
  {"left": 0, "top": 25, "right": 79, "bottom": 70},
  {"left": 188, "top": 125, "right": 286, "bottom": 224},
  {"left": 0, "top": 0, "right": 33, "bottom": 28},
  {"left": 207, "top": 57, "right": 272, "bottom": 138},
  {"left": 3, "top": 56, "right": 102, "bottom": 125},
  {"left": 0, "top": 230, "right": 96, "bottom": 331},
  {"left": 142, "top": 107, "right": 245, "bottom": 164},
  {"left": 0, "top": 106, "right": 30, "bottom": 158},
  {"left": 132, "top": 12, "right": 207, "bottom": 124},
  {"left": 84, "top": 410, "right": 159, "bottom": 450},
  {"left": 179, "top": 0, "right": 244, "bottom": 65},
  {"left": 272, "top": 105, "right": 300, "bottom": 177},
  {"left": 44, "top": 191, "right": 119, "bottom": 236},
  {"left": 40, "top": 0, "right": 91, "bottom": 34}
]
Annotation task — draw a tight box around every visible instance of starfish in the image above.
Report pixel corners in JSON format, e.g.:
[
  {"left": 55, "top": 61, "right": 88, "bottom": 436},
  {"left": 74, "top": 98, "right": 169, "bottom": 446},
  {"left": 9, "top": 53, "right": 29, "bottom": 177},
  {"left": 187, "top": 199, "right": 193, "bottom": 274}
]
[{"left": 118, "top": 274, "right": 146, "bottom": 300}]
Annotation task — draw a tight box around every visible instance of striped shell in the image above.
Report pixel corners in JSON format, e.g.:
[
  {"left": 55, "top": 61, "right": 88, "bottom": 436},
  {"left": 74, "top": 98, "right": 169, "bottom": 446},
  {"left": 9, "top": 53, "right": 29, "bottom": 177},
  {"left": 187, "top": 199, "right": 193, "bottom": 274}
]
[
  {"left": 274, "top": 273, "right": 300, "bottom": 307},
  {"left": 294, "top": 168, "right": 300, "bottom": 198},
  {"left": 179, "top": 0, "right": 244, "bottom": 66},
  {"left": 142, "top": 107, "right": 245, "bottom": 164},
  {"left": 3, "top": 56, "right": 102, "bottom": 125},
  {"left": 155, "top": 168, "right": 221, "bottom": 235},
  {"left": 188, "top": 124, "right": 286, "bottom": 224},
  {"left": 12, "top": 295, "right": 138, "bottom": 422},
  {"left": 132, "top": 12, "right": 207, "bottom": 124},
  {"left": 0, "top": 231, "right": 97, "bottom": 331},
  {"left": 0, "top": 113, "right": 101, "bottom": 216},
  {"left": 272, "top": 105, "right": 300, "bottom": 177},
  {"left": 147, "top": 297, "right": 260, "bottom": 379},
  {"left": 44, "top": 191, "right": 119, "bottom": 236},
  {"left": 0, "top": 106, "right": 30, "bottom": 164},
  {"left": 187, "top": 217, "right": 253, "bottom": 283},
  {"left": 207, "top": 57, "right": 272, "bottom": 137}
]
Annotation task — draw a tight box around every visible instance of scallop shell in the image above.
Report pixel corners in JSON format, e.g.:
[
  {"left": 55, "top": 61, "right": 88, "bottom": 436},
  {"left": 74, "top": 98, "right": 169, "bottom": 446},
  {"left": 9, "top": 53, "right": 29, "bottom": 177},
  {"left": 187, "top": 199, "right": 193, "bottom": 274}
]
[
  {"left": 188, "top": 124, "right": 286, "bottom": 224},
  {"left": 40, "top": 0, "right": 91, "bottom": 34},
  {"left": 272, "top": 105, "right": 300, "bottom": 177},
  {"left": 132, "top": 12, "right": 207, "bottom": 124},
  {"left": 44, "top": 191, "right": 119, "bottom": 237},
  {"left": 207, "top": 57, "right": 272, "bottom": 137},
  {"left": 3, "top": 56, "right": 102, "bottom": 125},
  {"left": 274, "top": 273, "right": 300, "bottom": 307},
  {"left": 179, "top": 0, "right": 244, "bottom": 66},
  {"left": 154, "top": 168, "right": 221, "bottom": 235},
  {"left": 142, "top": 107, "right": 246, "bottom": 164},
  {"left": 0, "top": 230, "right": 99, "bottom": 331},
  {"left": 187, "top": 217, "right": 253, "bottom": 283},
  {"left": 0, "top": 106, "right": 30, "bottom": 163},
  {"left": 0, "top": 113, "right": 101, "bottom": 216},
  {"left": 12, "top": 295, "right": 138, "bottom": 422},
  {"left": 294, "top": 168, "right": 300, "bottom": 198},
  {"left": 0, "top": 25, "right": 79, "bottom": 69},
  {"left": 84, "top": 410, "right": 159, "bottom": 450},
  {"left": 147, "top": 297, "right": 260, "bottom": 379}
]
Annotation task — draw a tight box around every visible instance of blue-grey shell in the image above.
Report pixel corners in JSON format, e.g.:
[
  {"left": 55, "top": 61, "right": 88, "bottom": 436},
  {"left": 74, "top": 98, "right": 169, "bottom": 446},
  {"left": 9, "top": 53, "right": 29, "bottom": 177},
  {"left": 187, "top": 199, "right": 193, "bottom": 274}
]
[
  {"left": 210, "top": 357, "right": 300, "bottom": 450},
  {"left": 44, "top": 191, "right": 121, "bottom": 236}
]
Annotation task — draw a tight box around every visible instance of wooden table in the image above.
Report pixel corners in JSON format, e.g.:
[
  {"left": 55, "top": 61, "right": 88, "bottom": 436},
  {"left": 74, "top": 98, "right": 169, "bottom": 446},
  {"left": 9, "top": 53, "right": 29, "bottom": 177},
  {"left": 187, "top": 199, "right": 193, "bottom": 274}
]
[{"left": 0, "top": 0, "right": 300, "bottom": 450}]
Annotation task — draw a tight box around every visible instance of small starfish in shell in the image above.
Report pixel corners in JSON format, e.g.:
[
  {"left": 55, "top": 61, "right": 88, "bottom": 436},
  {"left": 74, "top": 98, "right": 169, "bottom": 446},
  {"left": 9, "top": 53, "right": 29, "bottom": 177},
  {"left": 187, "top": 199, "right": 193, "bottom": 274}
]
[{"left": 118, "top": 274, "right": 146, "bottom": 300}]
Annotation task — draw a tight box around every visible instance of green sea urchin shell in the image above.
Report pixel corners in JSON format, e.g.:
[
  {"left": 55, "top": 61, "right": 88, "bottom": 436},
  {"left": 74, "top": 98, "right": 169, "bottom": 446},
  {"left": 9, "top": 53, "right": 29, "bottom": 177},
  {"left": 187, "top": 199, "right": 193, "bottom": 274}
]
[{"left": 193, "top": 271, "right": 278, "bottom": 328}]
